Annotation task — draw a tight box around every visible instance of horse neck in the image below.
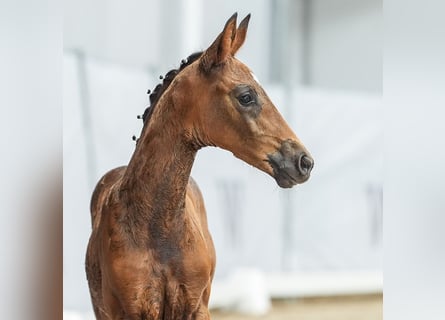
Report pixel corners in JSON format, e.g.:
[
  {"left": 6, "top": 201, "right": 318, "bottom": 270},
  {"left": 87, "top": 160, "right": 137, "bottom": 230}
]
[{"left": 119, "top": 95, "right": 197, "bottom": 243}]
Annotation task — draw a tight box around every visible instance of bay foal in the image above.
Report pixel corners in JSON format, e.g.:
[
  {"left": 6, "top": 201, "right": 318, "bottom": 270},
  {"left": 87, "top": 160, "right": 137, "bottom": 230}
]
[{"left": 86, "top": 13, "right": 314, "bottom": 320}]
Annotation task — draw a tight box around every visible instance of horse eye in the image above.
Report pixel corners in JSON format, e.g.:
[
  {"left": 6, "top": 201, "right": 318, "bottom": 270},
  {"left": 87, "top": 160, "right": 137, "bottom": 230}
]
[{"left": 238, "top": 93, "right": 254, "bottom": 106}]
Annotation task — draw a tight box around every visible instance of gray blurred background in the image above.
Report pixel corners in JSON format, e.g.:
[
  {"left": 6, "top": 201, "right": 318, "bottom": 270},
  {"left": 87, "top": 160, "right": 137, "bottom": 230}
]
[
  {"left": 64, "top": 0, "right": 381, "bottom": 92},
  {"left": 64, "top": 0, "right": 382, "bottom": 317}
]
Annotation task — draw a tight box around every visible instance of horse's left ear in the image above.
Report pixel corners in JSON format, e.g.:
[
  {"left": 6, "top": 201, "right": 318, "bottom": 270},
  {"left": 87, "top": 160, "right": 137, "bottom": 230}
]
[
  {"left": 199, "top": 13, "right": 238, "bottom": 73},
  {"left": 231, "top": 14, "right": 251, "bottom": 56}
]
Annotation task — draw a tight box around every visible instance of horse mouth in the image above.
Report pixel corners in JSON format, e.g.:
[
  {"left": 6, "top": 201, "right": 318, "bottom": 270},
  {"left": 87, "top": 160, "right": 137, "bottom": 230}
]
[
  {"left": 273, "top": 169, "right": 310, "bottom": 188},
  {"left": 269, "top": 165, "right": 311, "bottom": 188}
]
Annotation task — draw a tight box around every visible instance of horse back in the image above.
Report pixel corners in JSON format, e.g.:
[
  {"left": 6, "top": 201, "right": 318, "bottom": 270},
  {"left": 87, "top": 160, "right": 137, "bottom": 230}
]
[
  {"left": 186, "top": 176, "right": 216, "bottom": 274},
  {"left": 90, "top": 166, "right": 126, "bottom": 230},
  {"left": 187, "top": 176, "right": 207, "bottom": 221}
]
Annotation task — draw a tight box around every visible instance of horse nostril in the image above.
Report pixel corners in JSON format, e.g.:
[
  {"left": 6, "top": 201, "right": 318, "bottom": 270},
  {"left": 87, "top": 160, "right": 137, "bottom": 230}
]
[{"left": 297, "top": 154, "right": 314, "bottom": 175}]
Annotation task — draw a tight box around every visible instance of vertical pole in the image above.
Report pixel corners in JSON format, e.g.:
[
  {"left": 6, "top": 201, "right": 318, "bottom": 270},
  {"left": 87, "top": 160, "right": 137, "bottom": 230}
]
[
  {"left": 281, "top": 0, "right": 294, "bottom": 272},
  {"left": 274, "top": 0, "right": 312, "bottom": 271},
  {"left": 159, "top": 0, "right": 203, "bottom": 69},
  {"left": 74, "top": 50, "right": 97, "bottom": 189},
  {"left": 301, "top": 0, "right": 312, "bottom": 86},
  {"left": 181, "top": 0, "right": 203, "bottom": 56},
  {"left": 159, "top": 0, "right": 183, "bottom": 71}
]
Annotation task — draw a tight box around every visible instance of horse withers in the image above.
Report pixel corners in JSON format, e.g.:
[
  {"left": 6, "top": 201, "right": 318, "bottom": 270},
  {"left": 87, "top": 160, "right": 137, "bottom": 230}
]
[{"left": 86, "top": 13, "right": 313, "bottom": 320}]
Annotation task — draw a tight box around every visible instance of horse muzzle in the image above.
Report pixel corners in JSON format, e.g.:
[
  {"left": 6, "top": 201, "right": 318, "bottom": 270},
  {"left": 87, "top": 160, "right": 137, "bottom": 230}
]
[{"left": 267, "top": 139, "right": 314, "bottom": 188}]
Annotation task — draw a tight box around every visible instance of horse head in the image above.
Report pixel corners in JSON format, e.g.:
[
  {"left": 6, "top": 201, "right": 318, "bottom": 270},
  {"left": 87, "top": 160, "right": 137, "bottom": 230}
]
[{"left": 174, "top": 13, "right": 314, "bottom": 188}]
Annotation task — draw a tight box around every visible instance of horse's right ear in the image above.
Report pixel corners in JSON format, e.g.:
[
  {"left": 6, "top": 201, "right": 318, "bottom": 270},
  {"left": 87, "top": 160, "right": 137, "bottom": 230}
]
[{"left": 199, "top": 13, "right": 238, "bottom": 74}]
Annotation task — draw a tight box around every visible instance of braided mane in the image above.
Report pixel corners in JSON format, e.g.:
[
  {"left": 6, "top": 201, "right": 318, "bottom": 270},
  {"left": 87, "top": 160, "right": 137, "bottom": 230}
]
[{"left": 141, "top": 51, "right": 203, "bottom": 124}]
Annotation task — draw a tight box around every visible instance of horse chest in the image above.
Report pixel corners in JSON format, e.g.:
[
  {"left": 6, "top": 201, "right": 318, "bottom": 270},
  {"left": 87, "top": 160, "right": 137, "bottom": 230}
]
[
  {"left": 108, "top": 247, "right": 212, "bottom": 318},
  {"left": 108, "top": 232, "right": 212, "bottom": 278}
]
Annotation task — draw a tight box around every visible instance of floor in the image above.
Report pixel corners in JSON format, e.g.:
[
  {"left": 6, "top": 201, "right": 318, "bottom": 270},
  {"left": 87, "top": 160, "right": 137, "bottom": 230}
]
[{"left": 211, "top": 294, "right": 382, "bottom": 320}]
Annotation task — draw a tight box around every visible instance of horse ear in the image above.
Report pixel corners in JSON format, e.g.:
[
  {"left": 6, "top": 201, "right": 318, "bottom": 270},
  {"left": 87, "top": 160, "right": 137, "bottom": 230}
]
[
  {"left": 231, "top": 14, "right": 251, "bottom": 56},
  {"left": 199, "top": 13, "right": 238, "bottom": 73}
]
